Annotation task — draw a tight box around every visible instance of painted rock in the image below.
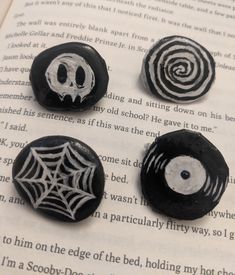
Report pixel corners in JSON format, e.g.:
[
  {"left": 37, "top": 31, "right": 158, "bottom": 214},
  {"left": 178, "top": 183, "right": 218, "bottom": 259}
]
[
  {"left": 141, "top": 36, "right": 215, "bottom": 103},
  {"left": 141, "top": 129, "right": 229, "bottom": 220},
  {"left": 12, "top": 136, "right": 105, "bottom": 222},
  {"left": 30, "top": 42, "right": 109, "bottom": 111}
]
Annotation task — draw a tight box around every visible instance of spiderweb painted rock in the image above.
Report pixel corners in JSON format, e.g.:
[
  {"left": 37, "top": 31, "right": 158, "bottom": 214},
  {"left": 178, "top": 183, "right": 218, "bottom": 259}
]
[
  {"left": 30, "top": 42, "right": 109, "bottom": 111},
  {"left": 141, "top": 130, "right": 229, "bottom": 220},
  {"left": 141, "top": 36, "right": 215, "bottom": 103},
  {"left": 12, "top": 136, "right": 105, "bottom": 222}
]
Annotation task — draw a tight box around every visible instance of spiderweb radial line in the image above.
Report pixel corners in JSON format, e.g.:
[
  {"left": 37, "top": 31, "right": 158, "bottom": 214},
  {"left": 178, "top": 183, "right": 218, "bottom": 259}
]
[
  {"left": 68, "top": 194, "right": 87, "bottom": 207},
  {"left": 36, "top": 181, "right": 44, "bottom": 198},
  {"left": 86, "top": 167, "right": 96, "bottom": 195},
  {"left": 17, "top": 178, "right": 47, "bottom": 198},
  {"left": 39, "top": 205, "right": 75, "bottom": 220},
  {"left": 15, "top": 153, "right": 40, "bottom": 206},
  {"left": 64, "top": 147, "right": 86, "bottom": 170},
  {"left": 68, "top": 144, "right": 94, "bottom": 170},
  {"left": 31, "top": 148, "right": 54, "bottom": 181},
  {"left": 49, "top": 183, "right": 94, "bottom": 196},
  {"left": 71, "top": 171, "right": 82, "bottom": 189},
  {"left": 31, "top": 162, "right": 43, "bottom": 180},
  {"left": 52, "top": 142, "right": 70, "bottom": 180},
  {"left": 15, "top": 152, "right": 34, "bottom": 179},
  {"left": 30, "top": 148, "right": 58, "bottom": 208},
  {"left": 73, "top": 196, "right": 95, "bottom": 215},
  {"left": 68, "top": 191, "right": 95, "bottom": 208},
  {"left": 32, "top": 144, "right": 71, "bottom": 208},
  {"left": 18, "top": 180, "right": 38, "bottom": 206},
  {"left": 30, "top": 182, "right": 43, "bottom": 201},
  {"left": 40, "top": 204, "right": 75, "bottom": 220},
  {"left": 15, "top": 141, "right": 99, "bottom": 220},
  {"left": 61, "top": 161, "right": 86, "bottom": 175},
  {"left": 59, "top": 186, "right": 95, "bottom": 199},
  {"left": 64, "top": 190, "right": 77, "bottom": 200},
  {"left": 64, "top": 144, "right": 96, "bottom": 193},
  {"left": 37, "top": 185, "right": 76, "bottom": 219},
  {"left": 20, "top": 156, "right": 37, "bottom": 179},
  {"left": 16, "top": 162, "right": 45, "bottom": 203},
  {"left": 56, "top": 188, "right": 76, "bottom": 219}
]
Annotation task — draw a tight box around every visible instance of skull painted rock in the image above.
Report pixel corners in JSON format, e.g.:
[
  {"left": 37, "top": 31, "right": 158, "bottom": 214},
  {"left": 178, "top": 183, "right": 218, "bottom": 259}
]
[
  {"left": 141, "top": 129, "right": 229, "bottom": 220},
  {"left": 46, "top": 53, "right": 95, "bottom": 103},
  {"left": 30, "top": 43, "right": 109, "bottom": 111}
]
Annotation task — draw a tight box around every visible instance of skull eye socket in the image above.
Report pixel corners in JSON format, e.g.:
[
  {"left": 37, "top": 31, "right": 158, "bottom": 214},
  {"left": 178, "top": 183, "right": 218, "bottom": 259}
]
[
  {"left": 76, "top": 66, "right": 85, "bottom": 86},
  {"left": 57, "top": 64, "right": 67, "bottom": 84}
]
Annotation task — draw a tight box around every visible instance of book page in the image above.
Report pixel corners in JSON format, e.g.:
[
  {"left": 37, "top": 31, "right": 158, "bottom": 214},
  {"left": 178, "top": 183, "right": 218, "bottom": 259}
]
[
  {"left": 0, "top": 0, "right": 13, "bottom": 26},
  {"left": 0, "top": 0, "right": 235, "bottom": 274}
]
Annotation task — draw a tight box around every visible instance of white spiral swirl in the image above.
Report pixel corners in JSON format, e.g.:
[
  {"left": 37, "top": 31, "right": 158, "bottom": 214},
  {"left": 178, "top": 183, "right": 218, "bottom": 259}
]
[{"left": 142, "top": 36, "right": 215, "bottom": 103}]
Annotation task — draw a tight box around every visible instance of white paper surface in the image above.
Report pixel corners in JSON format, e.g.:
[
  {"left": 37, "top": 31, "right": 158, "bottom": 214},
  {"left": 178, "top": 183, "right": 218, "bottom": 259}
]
[{"left": 0, "top": 0, "right": 235, "bottom": 274}]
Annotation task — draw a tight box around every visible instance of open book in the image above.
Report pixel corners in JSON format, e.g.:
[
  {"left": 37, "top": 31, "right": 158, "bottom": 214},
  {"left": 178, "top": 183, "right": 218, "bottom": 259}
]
[
  {"left": 0, "top": 0, "right": 234, "bottom": 274},
  {"left": 0, "top": 0, "right": 12, "bottom": 26}
]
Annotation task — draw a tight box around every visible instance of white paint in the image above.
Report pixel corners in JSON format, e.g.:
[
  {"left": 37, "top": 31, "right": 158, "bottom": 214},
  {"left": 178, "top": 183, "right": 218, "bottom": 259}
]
[
  {"left": 144, "top": 37, "right": 214, "bottom": 102},
  {"left": 164, "top": 155, "right": 206, "bottom": 195},
  {"left": 45, "top": 53, "right": 95, "bottom": 102},
  {"left": 15, "top": 142, "right": 96, "bottom": 220}
]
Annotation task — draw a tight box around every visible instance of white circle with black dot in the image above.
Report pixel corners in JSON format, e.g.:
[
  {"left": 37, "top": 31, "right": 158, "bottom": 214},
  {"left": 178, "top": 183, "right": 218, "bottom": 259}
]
[{"left": 164, "top": 155, "right": 206, "bottom": 195}]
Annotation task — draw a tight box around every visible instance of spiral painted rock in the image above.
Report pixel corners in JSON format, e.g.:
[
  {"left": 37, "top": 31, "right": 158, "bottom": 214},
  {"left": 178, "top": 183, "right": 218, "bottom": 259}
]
[
  {"left": 141, "top": 36, "right": 215, "bottom": 103},
  {"left": 141, "top": 130, "right": 229, "bottom": 220}
]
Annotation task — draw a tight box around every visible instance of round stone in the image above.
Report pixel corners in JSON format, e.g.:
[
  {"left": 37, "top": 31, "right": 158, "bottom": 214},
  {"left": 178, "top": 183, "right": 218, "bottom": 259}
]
[
  {"left": 141, "top": 36, "right": 215, "bottom": 103},
  {"left": 12, "top": 136, "right": 105, "bottom": 222},
  {"left": 30, "top": 42, "right": 109, "bottom": 111},
  {"left": 141, "top": 129, "right": 229, "bottom": 220}
]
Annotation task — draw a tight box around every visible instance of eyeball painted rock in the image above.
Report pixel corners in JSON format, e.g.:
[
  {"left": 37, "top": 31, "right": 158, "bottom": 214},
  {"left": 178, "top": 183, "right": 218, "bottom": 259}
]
[
  {"left": 141, "top": 129, "right": 229, "bottom": 220},
  {"left": 141, "top": 36, "right": 215, "bottom": 103},
  {"left": 30, "top": 42, "right": 109, "bottom": 111},
  {"left": 12, "top": 136, "right": 105, "bottom": 222}
]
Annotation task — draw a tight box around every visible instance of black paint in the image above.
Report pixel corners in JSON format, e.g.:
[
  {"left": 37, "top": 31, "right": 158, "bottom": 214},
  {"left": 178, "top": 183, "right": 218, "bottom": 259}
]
[
  {"left": 181, "top": 170, "right": 190, "bottom": 180},
  {"left": 12, "top": 136, "right": 105, "bottom": 222},
  {"left": 30, "top": 42, "right": 109, "bottom": 111},
  {"left": 141, "top": 36, "right": 215, "bottom": 103},
  {"left": 141, "top": 129, "right": 229, "bottom": 220}
]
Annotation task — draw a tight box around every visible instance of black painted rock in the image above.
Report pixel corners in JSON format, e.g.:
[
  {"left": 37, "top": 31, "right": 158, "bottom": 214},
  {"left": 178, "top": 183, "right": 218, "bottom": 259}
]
[
  {"left": 141, "top": 36, "right": 215, "bottom": 103},
  {"left": 12, "top": 136, "right": 105, "bottom": 222},
  {"left": 141, "top": 129, "right": 229, "bottom": 220},
  {"left": 30, "top": 42, "right": 109, "bottom": 111}
]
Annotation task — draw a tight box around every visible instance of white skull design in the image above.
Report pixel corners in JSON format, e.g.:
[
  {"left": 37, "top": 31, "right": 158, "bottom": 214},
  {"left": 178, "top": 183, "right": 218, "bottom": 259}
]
[{"left": 45, "top": 53, "right": 95, "bottom": 102}]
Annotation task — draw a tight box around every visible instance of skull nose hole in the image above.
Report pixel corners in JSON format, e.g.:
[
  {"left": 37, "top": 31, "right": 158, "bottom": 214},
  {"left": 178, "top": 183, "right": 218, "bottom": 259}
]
[
  {"left": 76, "top": 66, "right": 85, "bottom": 86},
  {"left": 57, "top": 64, "right": 67, "bottom": 84},
  {"left": 70, "top": 83, "right": 73, "bottom": 87}
]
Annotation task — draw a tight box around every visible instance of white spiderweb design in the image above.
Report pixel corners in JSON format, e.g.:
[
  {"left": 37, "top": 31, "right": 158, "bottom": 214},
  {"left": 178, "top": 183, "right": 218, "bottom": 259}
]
[{"left": 14, "top": 142, "right": 96, "bottom": 220}]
